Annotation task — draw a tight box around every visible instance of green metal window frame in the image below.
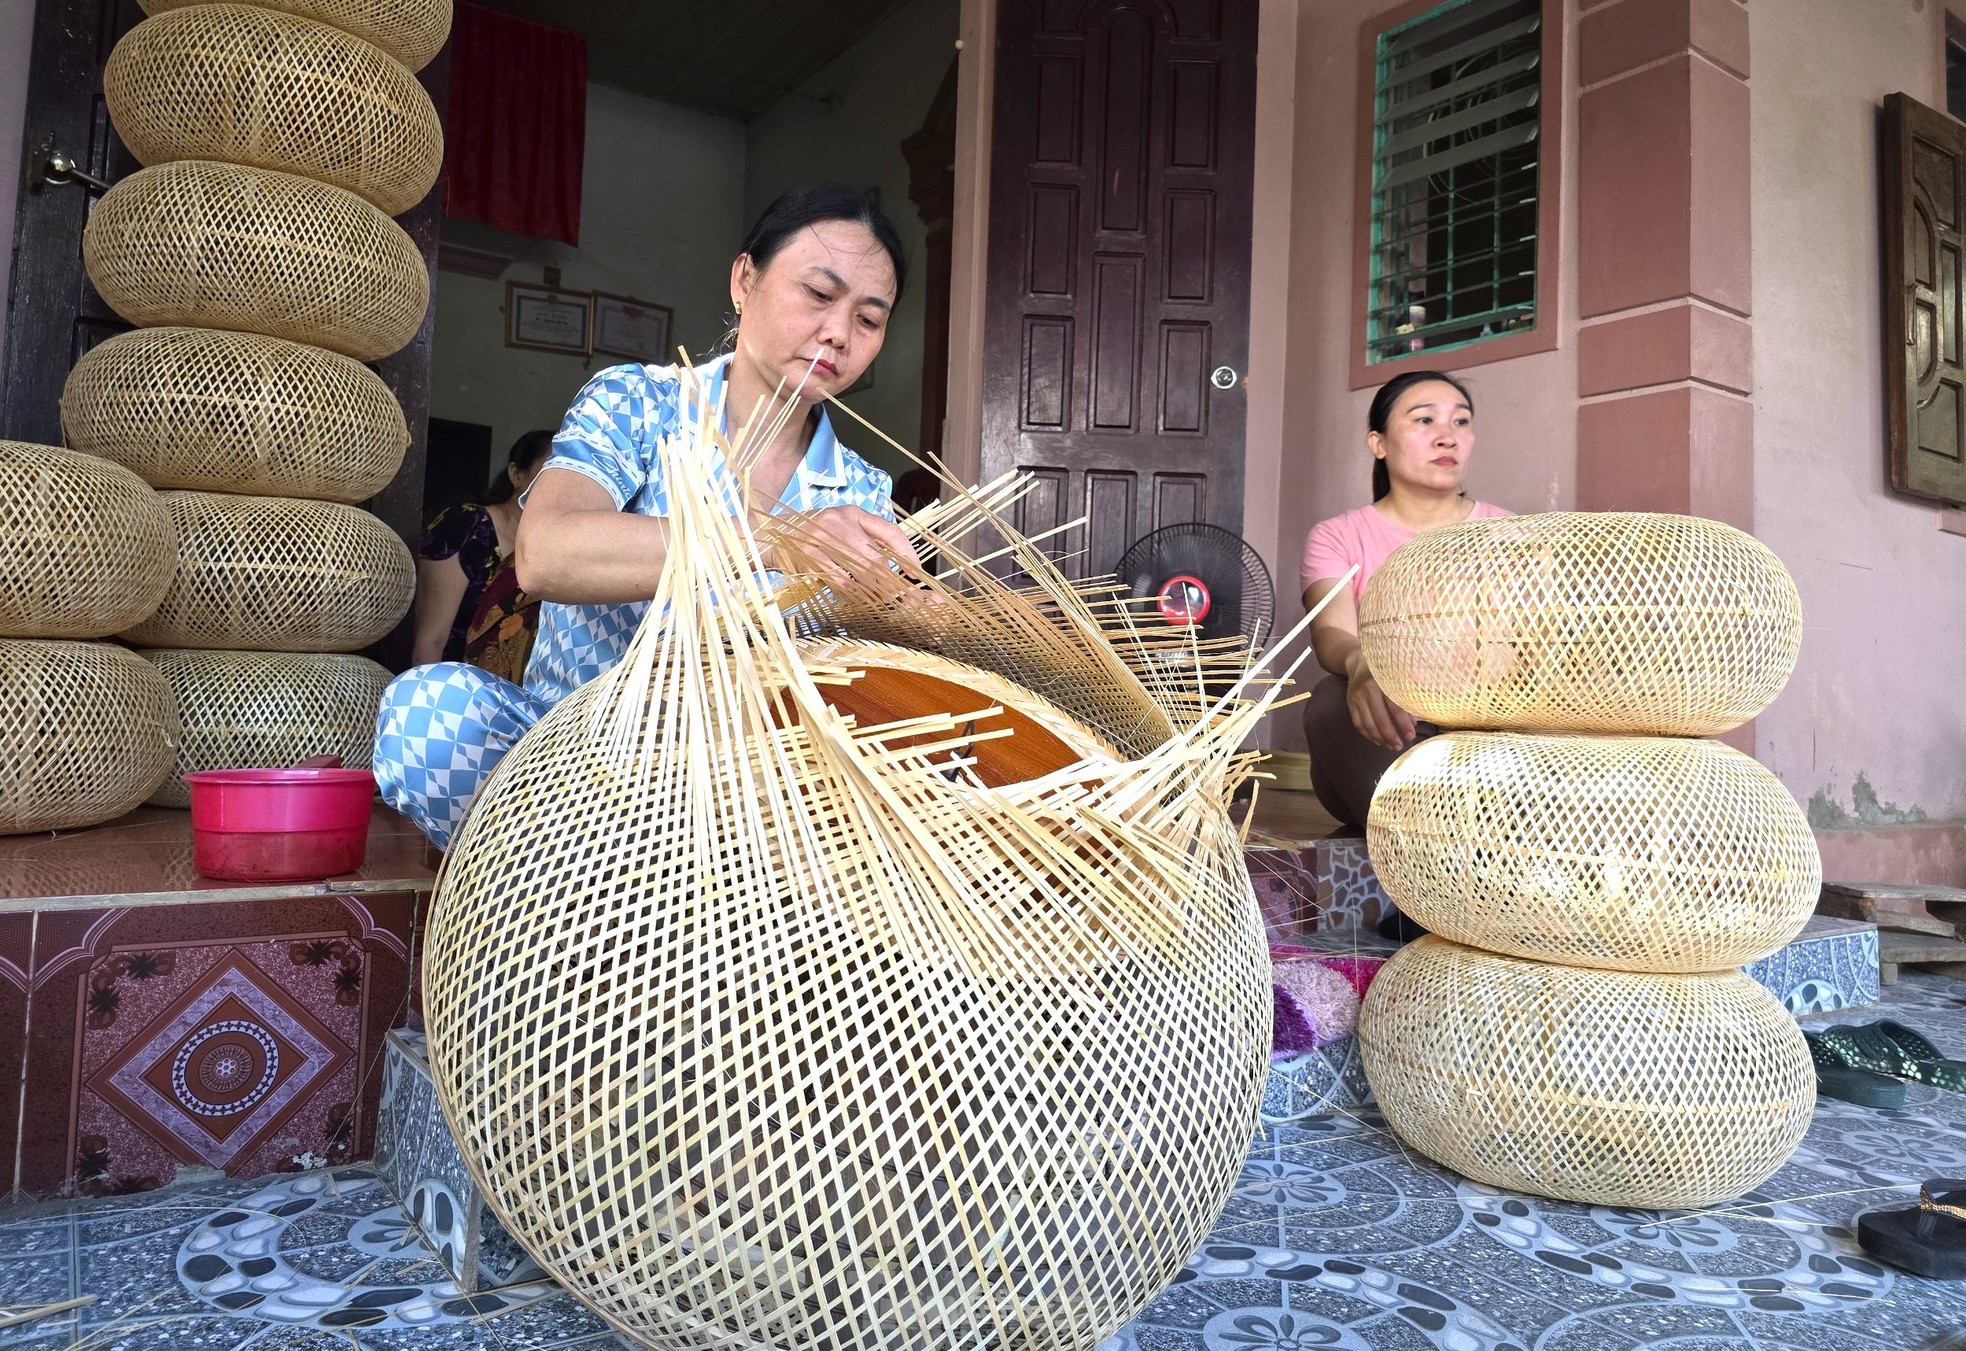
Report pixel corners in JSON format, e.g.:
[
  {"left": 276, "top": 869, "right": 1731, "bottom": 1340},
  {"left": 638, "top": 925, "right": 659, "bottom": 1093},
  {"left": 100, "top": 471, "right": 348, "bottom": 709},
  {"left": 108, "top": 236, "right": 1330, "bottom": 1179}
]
[{"left": 1366, "top": 0, "right": 1544, "bottom": 367}]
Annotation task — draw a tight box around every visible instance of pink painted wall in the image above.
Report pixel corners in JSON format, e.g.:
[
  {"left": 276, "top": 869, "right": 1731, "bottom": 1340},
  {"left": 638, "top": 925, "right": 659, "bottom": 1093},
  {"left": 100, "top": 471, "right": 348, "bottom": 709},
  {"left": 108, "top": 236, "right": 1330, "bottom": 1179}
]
[
  {"left": 1750, "top": 0, "right": 1966, "bottom": 827},
  {"left": 1248, "top": 0, "right": 1583, "bottom": 749}
]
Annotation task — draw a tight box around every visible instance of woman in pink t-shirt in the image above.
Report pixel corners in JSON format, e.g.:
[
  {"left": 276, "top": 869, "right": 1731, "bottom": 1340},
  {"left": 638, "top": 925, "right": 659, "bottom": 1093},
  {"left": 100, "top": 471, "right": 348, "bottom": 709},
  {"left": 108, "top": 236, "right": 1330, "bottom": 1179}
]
[{"left": 1299, "top": 370, "right": 1511, "bottom": 834}]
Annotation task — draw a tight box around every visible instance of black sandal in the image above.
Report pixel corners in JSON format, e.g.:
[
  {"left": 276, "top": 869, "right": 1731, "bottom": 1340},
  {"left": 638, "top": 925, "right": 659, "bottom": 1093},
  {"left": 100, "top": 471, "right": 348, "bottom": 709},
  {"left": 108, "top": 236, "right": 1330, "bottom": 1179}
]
[{"left": 1858, "top": 1178, "right": 1966, "bottom": 1278}]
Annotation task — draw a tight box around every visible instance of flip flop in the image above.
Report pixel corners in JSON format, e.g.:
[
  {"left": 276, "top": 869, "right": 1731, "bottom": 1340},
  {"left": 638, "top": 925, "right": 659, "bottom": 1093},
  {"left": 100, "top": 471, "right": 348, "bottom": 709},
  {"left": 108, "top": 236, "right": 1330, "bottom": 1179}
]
[
  {"left": 1803, "top": 1031, "right": 1906, "bottom": 1110},
  {"left": 1859, "top": 1179, "right": 1966, "bottom": 1278},
  {"left": 1810, "top": 1022, "right": 1922, "bottom": 1079},
  {"left": 1877, "top": 1020, "right": 1966, "bottom": 1094}
]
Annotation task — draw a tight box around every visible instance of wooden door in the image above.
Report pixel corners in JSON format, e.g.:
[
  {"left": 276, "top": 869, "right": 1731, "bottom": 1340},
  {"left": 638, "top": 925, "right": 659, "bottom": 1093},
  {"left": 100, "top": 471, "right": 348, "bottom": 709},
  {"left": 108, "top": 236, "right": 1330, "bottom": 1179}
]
[
  {"left": 1885, "top": 92, "right": 1966, "bottom": 507},
  {"left": 1, "top": 0, "right": 144, "bottom": 447},
  {"left": 981, "top": 0, "right": 1256, "bottom": 578}
]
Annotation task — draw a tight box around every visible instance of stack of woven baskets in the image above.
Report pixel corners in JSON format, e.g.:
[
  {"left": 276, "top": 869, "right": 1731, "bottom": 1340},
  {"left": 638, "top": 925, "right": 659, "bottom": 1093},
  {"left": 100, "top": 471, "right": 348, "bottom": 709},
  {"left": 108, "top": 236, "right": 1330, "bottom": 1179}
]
[
  {"left": 1354, "top": 512, "right": 1821, "bottom": 1209},
  {"left": 60, "top": 0, "right": 451, "bottom": 805}
]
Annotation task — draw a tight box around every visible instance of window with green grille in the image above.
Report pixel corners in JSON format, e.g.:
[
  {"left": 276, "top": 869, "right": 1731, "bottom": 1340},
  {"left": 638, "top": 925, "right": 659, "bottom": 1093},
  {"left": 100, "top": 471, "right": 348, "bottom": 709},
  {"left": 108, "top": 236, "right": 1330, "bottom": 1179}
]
[{"left": 1367, "top": 0, "right": 1543, "bottom": 366}]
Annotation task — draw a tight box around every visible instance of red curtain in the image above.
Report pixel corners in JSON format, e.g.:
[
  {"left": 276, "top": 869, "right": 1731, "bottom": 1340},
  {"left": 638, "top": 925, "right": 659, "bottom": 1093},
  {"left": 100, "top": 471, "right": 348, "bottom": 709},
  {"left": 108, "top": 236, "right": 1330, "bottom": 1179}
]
[{"left": 443, "top": 2, "right": 587, "bottom": 245}]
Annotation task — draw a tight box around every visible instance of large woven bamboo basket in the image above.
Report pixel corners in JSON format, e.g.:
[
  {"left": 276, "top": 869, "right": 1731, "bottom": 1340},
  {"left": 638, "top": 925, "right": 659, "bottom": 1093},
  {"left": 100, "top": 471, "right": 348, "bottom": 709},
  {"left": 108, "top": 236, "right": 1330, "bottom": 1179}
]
[
  {"left": 106, "top": 5, "right": 443, "bottom": 216},
  {"left": 142, "top": 649, "right": 392, "bottom": 807},
  {"left": 122, "top": 492, "right": 413, "bottom": 652},
  {"left": 83, "top": 160, "right": 428, "bottom": 361},
  {"left": 0, "top": 441, "right": 175, "bottom": 639},
  {"left": 1360, "top": 937, "right": 1814, "bottom": 1209},
  {"left": 1358, "top": 512, "right": 1803, "bottom": 735},
  {"left": 62, "top": 327, "right": 407, "bottom": 502},
  {"left": 138, "top": 0, "right": 452, "bottom": 71},
  {"left": 1368, "top": 732, "right": 1820, "bottom": 972},
  {"left": 424, "top": 387, "right": 1286, "bottom": 1350},
  {"left": 0, "top": 639, "right": 178, "bottom": 834}
]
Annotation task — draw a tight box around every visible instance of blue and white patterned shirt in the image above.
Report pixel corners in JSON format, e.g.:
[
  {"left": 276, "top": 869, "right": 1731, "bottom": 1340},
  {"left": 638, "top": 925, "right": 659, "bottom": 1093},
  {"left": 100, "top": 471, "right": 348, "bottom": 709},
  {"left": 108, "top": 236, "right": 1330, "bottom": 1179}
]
[{"left": 521, "top": 354, "right": 895, "bottom": 704}]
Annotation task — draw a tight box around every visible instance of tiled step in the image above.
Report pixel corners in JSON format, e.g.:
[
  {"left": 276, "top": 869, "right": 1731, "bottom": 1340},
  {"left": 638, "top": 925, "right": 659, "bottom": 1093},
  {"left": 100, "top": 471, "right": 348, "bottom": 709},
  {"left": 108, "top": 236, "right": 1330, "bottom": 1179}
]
[
  {"left": 373, "top": 1028, "right": 547, "bottom": 1292},
  {"left": 1246, "top": 835, "right": 1390, "bottom": 938},
  {"left": 1743, "top": 914, "right": 1881, "bottom": 1010}
]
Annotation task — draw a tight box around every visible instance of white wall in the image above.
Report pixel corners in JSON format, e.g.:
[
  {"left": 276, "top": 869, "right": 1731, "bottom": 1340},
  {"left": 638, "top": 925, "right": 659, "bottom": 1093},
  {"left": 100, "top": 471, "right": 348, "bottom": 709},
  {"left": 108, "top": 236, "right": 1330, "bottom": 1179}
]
[
  {"left": 0, "top": 0, "right": 36, "bottom": 376},
  {"left": 743, "top": 0, "right": 960, "bottom": 477},
  {"left": 1751, "top": 0, "right": 1966, "bottom": 825},
  {"left": 429, "top": 83, "right": 746, "bottom": 470}
]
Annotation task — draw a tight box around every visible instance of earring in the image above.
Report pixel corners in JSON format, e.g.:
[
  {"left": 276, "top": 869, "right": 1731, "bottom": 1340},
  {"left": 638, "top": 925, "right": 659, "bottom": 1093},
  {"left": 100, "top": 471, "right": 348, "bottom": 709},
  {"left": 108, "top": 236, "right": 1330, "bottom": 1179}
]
[{"left": 734, "top": 300, "right": 743, "bottom": 315}]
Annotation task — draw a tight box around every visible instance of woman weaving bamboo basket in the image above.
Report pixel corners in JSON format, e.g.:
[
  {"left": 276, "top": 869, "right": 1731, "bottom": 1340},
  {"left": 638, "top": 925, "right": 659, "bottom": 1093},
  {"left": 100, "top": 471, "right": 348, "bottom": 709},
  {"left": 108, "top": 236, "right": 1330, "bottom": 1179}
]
[{"left": 375, "top": 185, "right": 920, "bottom": 847}]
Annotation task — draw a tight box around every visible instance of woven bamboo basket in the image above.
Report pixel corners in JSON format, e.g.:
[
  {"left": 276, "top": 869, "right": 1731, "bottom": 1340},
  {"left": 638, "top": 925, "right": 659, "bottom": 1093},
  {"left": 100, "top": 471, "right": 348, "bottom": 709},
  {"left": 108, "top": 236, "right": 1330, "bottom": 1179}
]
[
  {"left": 1359, "top": 937, "right": 1814, "bottom": 1209},
  {"left": 1357, "top": 512, "right": 1803, "bottom": 735},
  {"left": 0, "top": 441, "right": 176, "bottom": 639},
  {"left": 142, "top": 649, "right": 392, "bottom": 807},
  {"left": 122, "top": 492, "right": 413, "bottom": 652},
  {"left": 137, "top": 0, "right": 452, "bottom": 71},
  {"left": 83, "top": 161, "right": 428, "bottom": 361},
  {"left": 106, "top": 5, "right": 443, "bottom": 216},
  {"left": 1367, "top": 732, "right": 1820, "bottom": 972},
  {"left": 0, "top": 639, "right": 178, "bottom": 834},
  {"left": 62, "top": 327, "right": 407, "bottom": 502},
  {"left": 424, "top": 379, "right": 1292, "bottom": 1350}
]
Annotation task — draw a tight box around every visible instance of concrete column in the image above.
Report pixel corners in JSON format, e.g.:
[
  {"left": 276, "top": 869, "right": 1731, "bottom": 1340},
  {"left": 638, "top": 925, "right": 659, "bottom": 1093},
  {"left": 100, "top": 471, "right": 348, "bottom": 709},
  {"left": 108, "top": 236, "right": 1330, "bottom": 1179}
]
[{"left": 1575, "top": 0, "right": 1754, "bottom": 529}]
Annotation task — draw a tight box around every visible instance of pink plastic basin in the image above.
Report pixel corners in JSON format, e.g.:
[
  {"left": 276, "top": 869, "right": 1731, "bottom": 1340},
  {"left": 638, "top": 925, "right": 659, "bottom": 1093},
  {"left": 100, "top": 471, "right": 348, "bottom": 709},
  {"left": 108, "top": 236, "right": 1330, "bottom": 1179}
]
[{"left": 184, "top": 768, "right": 377, "bottom": 882}]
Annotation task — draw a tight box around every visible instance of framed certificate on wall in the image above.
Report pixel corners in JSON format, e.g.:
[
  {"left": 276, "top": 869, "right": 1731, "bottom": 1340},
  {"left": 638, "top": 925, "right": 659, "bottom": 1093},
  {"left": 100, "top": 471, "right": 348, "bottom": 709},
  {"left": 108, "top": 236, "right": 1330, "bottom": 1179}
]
[
  {"left": 592, "top": 293, "right": 675, "bottom": 364},
  {"left": 506, "top": 282, "right": 592, "bottom": 355}
]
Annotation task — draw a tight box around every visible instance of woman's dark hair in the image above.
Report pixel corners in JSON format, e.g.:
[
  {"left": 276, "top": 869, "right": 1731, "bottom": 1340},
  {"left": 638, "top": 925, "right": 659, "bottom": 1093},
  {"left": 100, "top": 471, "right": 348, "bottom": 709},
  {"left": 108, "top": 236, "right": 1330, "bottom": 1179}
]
[
  {"left": 1367, "top": 370, "right": 1474, "bottom": 501},
  {"left": 738, "top": 184, "right": 908, "bottom": 305},
  {"left": 486, "top": 429, "right": 554, "bottom": 503}
]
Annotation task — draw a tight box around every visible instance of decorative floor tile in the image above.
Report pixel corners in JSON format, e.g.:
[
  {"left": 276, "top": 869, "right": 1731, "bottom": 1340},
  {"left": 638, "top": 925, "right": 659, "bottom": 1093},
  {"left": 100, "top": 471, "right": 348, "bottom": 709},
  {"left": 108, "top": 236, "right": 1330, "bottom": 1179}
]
[
  {"left": 1743, "top": 915, "right": 1882, "bottom": 1013},
  {"left": 17, "top": 895, "right": 412, "bottom": 1199}
]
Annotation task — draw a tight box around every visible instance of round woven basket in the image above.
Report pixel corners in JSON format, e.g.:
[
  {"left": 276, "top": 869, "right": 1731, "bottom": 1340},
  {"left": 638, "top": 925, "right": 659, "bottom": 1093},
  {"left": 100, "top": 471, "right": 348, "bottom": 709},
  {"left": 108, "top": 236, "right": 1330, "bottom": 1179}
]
[
  {"left": 1368, "top": 732, "right": 1820, "bottom": 972},
  {"left": 1359, "top": 937, "right": 1814, "bottom": 1209},
  {"left": 122, "top": 492, "right": 413, "bottom": 652},
  {"left": 0, "top": 639, "right": 178, "bottom": 835},
  {"left": 0, "top": 441, "right": 175, "bottom": 639},
  {"left": 1358, "top": 512, "right": 1803, "bottom": 735},
  {"left": 107, "top": 5, "right": 442, "bottom": 216},
  {"left": 142, "top": 649, "right": 392, "bottom": 807},
  {"left": 83, "top": 160, "right": 428, "bottom": 362},
  {"left": 137, "top": 0, "right": 452, "bottom": 71},
  {"left": 425, "top": 638, "right": 1269, "bottom": 1350},
  {"left": 62, "top": 327, "right": 407, "bottom": 502}
]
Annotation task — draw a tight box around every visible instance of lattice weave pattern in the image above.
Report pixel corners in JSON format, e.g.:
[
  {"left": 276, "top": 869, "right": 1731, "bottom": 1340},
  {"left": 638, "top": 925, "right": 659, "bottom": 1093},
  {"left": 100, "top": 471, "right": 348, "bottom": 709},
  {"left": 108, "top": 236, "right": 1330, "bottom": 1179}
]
[
  {"left": 0, "top": 441, "right": 175, "bottom": 639},
  {"left": 106, "top": 5, "right": 442, "bottom": 216},
  {"left": 1360, "top": 938, "right": 1815, "bottom": 1210},
  {"left": 1358, "top": 512, "right": 1802, "bottom": 735},
  {"left": 1368, "top": 732, "right": 1820, "bottom": 973},
  {"left": 83, "top": 160, "right": 428, "bottom": 362},
  {"left": 0, "top": 639, "right": 178, "bottom": 835},
  {"left": 142, "top": 649, "right": 392, "bottom": 807},
  {"left": 122, "top": 491, "right": 413, "bottom": 652},
  {"left": 425, "top": 379, "right": 1284, "bottom": 1351},
  {"left": 138, "top": 0, "right": 452, "bottom": 71},
  {"left": 63, "top": 327, "right": 408, "bottom": 502}
]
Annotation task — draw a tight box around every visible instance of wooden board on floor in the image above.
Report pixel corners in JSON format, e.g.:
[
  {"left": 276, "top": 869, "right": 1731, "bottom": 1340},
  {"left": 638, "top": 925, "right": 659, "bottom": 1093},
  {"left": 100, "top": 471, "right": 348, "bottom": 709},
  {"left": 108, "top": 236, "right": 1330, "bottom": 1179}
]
[{"left": 1878, "top": 931, "right": 1966, "bottom": 986}]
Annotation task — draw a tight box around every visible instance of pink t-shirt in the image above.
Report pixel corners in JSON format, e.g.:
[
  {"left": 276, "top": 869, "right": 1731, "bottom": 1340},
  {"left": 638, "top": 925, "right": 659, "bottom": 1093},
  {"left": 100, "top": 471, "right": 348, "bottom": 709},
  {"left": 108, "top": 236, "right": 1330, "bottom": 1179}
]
[{"left": 1301, "top": 501, "right": 1513, "bottom": 604}]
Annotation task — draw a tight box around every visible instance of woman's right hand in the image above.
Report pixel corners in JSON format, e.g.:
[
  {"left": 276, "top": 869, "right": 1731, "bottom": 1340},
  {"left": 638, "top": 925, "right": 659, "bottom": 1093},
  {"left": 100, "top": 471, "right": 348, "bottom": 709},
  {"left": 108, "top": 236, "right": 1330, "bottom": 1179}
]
[{"left": 1345, "top": 657, "right": 1418, "bottom": 751}]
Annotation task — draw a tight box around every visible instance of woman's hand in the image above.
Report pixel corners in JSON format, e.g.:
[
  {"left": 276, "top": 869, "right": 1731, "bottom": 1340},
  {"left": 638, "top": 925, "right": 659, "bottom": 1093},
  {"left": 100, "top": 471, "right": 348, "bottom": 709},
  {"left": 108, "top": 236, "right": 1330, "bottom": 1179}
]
[
  {"left": 771, "top": 505, "right": 923, "bottom": 586},
  {"left": 1345, "top": 655, "right": 1418, "bottom": 751}
]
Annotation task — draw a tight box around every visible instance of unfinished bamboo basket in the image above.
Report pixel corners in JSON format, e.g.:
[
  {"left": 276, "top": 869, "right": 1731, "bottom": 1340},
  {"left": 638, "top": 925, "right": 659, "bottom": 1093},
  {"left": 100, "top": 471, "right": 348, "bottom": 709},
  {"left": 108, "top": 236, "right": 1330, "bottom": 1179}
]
[
  {"left": 138, "top": 0, "right": 452, "bottom": 71},
  {"left": 0, "top": 639, "right": 178, "bottom": 834},
  {"left": 62, "top": 327, "right": 408, "bottom": 502},
  {"left": 1368, "top": 732, "right": 1820, "bottom": 972},
  {"left": 0, "top": 441, "right": 175, "bottom": 639},
  {"left": 122, "top": 491, "right": 413, "bottom": 652},
  {"left": 142, "top": 649, "right": 392, "bottom": 807},
  {"left": 83, "top": 160, "right": 428, "bottom": 361},
  {"left": 106, "top": 5, "right": 443, "bottom": 216},
  {"left": 1358, "top": 512, "right": 1802, "bottom": 735},
  {"left": 423, "top": 374, "right": 1300, "bottom": 1351},
  {"left": 1359, "top": 937, "right": 1814, "bottom": 1209}
]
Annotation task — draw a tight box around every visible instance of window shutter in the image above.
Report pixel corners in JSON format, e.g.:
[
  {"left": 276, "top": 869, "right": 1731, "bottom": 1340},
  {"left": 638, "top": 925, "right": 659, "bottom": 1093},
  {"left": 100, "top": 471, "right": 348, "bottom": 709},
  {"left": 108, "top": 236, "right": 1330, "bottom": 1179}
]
[
  {"left": 1367, "top": 0, "right": 1543, "bottom": 365},
  {"left": 1885, "top": 91, "right": 1966, "bottom": 507}
]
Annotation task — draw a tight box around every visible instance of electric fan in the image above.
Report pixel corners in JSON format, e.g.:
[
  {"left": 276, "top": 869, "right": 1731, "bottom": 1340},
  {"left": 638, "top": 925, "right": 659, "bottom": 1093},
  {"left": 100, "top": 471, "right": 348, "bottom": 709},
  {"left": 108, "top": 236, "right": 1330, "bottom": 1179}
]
[{"left": 1113, "top": 522, "right": 1276, "bottom": 648}]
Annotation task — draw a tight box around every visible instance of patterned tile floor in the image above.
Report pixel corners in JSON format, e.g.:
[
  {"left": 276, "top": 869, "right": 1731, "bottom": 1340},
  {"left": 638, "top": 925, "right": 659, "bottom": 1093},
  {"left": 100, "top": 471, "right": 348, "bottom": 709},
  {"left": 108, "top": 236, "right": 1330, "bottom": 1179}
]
[{"left": 7, "top": 979, "right": 1966, "bottom": 1349}]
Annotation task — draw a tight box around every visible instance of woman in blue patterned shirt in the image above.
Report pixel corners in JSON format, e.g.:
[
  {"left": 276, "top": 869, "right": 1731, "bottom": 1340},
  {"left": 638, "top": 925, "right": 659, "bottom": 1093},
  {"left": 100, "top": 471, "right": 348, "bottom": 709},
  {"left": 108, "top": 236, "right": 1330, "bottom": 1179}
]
[{"left": 375, "top": 185, "right": 916, "bottom": 847}]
